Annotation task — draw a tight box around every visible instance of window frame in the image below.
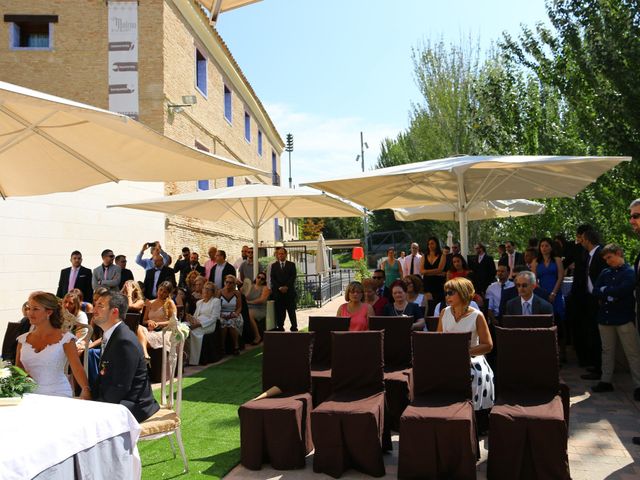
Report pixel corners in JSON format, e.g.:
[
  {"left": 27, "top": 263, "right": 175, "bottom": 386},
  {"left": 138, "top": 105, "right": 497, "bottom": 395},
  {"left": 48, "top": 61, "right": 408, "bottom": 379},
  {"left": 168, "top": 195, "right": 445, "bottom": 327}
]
[
  {"left": 9, "top": 20, "right": 54, "bottom": 51},
  {"left": 194, "top": 47, "right": 208, "bottom": 98},
  {"left": 257, "top": 130, "right": 263, "bottom": 156},
  {"left": 223, "top": 84, "right": 232, "bottom": 124},
  {"left": 244, "top": 111, "right": 251, "bottom": 142}
]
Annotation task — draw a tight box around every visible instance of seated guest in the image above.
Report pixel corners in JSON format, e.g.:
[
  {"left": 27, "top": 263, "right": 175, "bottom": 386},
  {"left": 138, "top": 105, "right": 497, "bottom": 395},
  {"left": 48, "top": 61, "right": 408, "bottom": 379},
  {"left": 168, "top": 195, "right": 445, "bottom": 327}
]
[
  {"left": 246, "top": 273, "right": 270, "bottom": 344},
  {"left": 140, "top": 281, "right": 176, "bottom": 360},
  {"left": 136, "top": 241, "right": 170, "bottom": 271},
  {"left": 383, "top": 280, "right": 424, "bottom": 330},
  {"left": 433, "top": 298, "right": 480, "bottom": 317},
  {"left": 404, "top": 274, "right": 426, "bottom": 307},
  {"left": 185, "top": 270, "right": 200, "bottom": 295},
  {"left": 504, "top": 271, "right": 554, "bottom": 316},
  {"left": 446, "top": 253, "right": 474, "bottom": 281},
  {"left": 121, "top": 280, "right": 145, "bottom": 313},
  {"left": 62, "top": 292, "right": 91, "bottom": 351},
  {"left": 363, "top": 278, "right": 388, "bottom": 315},
  {"left": 116, "top": 255, "right": 135, "bottom": 290},
  {"left": 187, "top": 275, "right": 206, "bottom": 315},
  {"left": 498, "top": 266, "right": 549, "bottom": 314},
  {"left": 17, "top": 292, "right": 91, "bottom": 399},
  {"left": 185, "top": 281, "right": 221, "bottom": 365},
  {"left": 72, "top": 288, "right": 93, "bottom": 314},
  {"left": 143, "top": 254, "right": 176, "bottom": 300},
  {"left": 485, "top": 264, "right": 514, "bottom": 323},
  {"left": 91, "top": 290, "right": 160, "bottom": 422},
  {"left": 219, "top": 275, "right": 243, "bottom": 355},
  {"left": 337, "top": 281, "right": 374, "bottom": 331},
  {"left": 437, "top": 277, "right": 494, "bottom": 413},
  {"left": 4, "top": 302, "right": 31, "bottom": 364},
  {"left": 209, "top": 250, "right": 237, "bottom": 289},
  {"left": 372, "top": 269, "right": 392, "bottom": 300}
]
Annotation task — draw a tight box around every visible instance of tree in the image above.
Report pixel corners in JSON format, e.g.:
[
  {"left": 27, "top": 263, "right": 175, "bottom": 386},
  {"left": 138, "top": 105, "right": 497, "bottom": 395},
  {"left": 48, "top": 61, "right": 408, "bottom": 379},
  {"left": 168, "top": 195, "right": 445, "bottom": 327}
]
[{"left": 298, "top": 218, "right": 324, "bottom": 240}]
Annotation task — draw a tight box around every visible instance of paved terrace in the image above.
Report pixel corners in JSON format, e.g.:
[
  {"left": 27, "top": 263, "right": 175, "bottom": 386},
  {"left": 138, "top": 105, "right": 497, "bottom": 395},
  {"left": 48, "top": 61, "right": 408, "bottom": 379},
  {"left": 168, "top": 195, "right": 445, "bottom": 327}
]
[{"left": 219, "top": 296, "right": 640, "bottom": 480}]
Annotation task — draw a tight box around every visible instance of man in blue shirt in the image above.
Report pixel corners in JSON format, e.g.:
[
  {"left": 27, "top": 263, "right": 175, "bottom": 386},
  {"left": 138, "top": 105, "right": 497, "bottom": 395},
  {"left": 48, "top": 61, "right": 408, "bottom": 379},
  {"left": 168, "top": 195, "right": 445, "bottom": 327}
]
[
  {"left": 590, "top": 243, "right": 640, "bottom": 401},
  {"left": 135, "top": 241, "right": 170, "bottom": 271}
]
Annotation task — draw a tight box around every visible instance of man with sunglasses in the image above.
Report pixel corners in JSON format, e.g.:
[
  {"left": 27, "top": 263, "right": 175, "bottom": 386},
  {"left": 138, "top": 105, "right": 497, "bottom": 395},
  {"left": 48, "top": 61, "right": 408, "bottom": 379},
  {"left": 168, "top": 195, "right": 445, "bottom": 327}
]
[
  {"left": 91, "top": 249, "right": 122, "bottom": 292},
  {"left": 372, "top": 269, "right": 392, "bottom": 301},
  {"left": 504, "top": 271, "right": 553, "bottom": 316}
]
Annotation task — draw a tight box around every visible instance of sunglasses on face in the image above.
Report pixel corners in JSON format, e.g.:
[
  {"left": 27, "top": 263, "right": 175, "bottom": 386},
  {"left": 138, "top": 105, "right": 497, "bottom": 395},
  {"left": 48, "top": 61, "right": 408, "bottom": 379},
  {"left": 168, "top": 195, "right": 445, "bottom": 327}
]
[
  {"left": 445, "top": 290, "right": 456, "bottom": 296},
  {"left": 631, "top": 213, "right": 640, "bottom": 219}
]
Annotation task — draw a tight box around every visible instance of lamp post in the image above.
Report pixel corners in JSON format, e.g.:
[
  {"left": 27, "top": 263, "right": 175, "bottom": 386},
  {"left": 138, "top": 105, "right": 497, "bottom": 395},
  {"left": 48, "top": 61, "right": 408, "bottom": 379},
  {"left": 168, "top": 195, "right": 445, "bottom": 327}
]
[
  {"left": 355, "top": 131, "right": 369, "bottom": 256},
  {"left": 285, "top": 133, "right": 293, "bottom": 188}
]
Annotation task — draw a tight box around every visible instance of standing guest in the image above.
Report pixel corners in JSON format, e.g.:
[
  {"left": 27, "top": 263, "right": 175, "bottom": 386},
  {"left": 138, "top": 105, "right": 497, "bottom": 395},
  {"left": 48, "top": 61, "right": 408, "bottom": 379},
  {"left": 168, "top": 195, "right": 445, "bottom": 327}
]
[
  {"left": 173, "top": 247, "right": 191, "bottom": 287},
  {"left": 437, "top": 277, "right": 494, "bottom": 416},
  {"left": 135, "top": 241, "right": 169, "bottom": 271},
  {"left": 204, "top": 246, "right": 218, "bottom": 280},
  {"left": 579, "top": 229, "right": 607, "bottom": 379},
  {"left": 337, "top": 281, "right": 374, "bottom": 331},
  {"left": 630, "top": 199, "right": 640, "bottom": 329},
  {"left": 568, "top": 224, "right": 594, "bottom": 367},
  {"left": 451, "top": 242, "right": 461, "bottom": 256},
  {"left": 447, "top": 253, "right": 473, "bottom": 281},
  {"left": 209, "top": 250, "right": 237, "bottom": 290},
  {"left": 91, "top": 290, "right": 159, "bottom": 422},
  {"left": 56, "top": 250, "right": 93, "bottom": 302},
  {"left": 143, "top": 254, "right": 176, "bottom": 300},
  {"left": 485, "top": 265, "right": 514, "bottom": 322},
  {"left": 588, "top": 244, "right": 640, "bottom": 400},
  {"left": 496, "top": 244, "right": 506, "bottom": 259},
  {"left": 92, "top": 249, "right": 121, "bottom": 292},
  {"left": 499, "top": 240, "right": 525, "bottom": 279},
  {"left": 239, "top": 247, "right": 263, "bottom": 283},
  {"left": 233, "top": 245, "right": 250, "bottom": 270},
  {"left": 421, "top": 236, "right": 447, "bottom": 304},
  {"left": 271, "top": 247, "right": 298, "bottom": 331},
  {"left": 523, "top": 247, "right": 538, "bottom": 270},
  {"left": 115, "top": 255, "right": 134, "bottom": 290},
  {"left": 186, "top": 252, "right": 205, "bottom": 277},
  {"left": 185, "top": 281, "right": 220, "bottom": 365},
  {"left": 16, "top": 292, "right": 91, "bottom": 399},
  {"left": 380, "top": 247, "right": 402, "bottom": 288},
  {"left": 504, "top": 271, "right": 554, "bottom": 315},
  {"left": 121, "top": 280, "right": 145, "bottom": 313},
  {"left": 467, "top": 243, "right": 496, "bottom": 296},
  {"left": 403, "top": 243, "right": 423, "bottom": 277},
  {"left": 246, "top": 273, "right": 270, "bottom": 344},
  {"left": 404, "top": 274, "right": 426, "bottom": 307},
  {"left": 372, "top": 269, "right": 391, "bottom": 301},
  {"left": 219, "top": 275, "right": 243, "bottom": 354},
  {"left": 363, "top": 278, "right": 388, "bottom": 316},
  {"left": 383, "top": 280, "right": 423, "bottom": 330}
]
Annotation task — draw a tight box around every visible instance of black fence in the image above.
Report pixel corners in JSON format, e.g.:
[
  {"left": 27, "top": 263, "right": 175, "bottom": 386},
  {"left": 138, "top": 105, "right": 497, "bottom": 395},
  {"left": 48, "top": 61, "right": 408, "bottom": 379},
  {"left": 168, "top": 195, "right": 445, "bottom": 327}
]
[{"left": 295, "top": 269, "right": 356, "bottom": 309}]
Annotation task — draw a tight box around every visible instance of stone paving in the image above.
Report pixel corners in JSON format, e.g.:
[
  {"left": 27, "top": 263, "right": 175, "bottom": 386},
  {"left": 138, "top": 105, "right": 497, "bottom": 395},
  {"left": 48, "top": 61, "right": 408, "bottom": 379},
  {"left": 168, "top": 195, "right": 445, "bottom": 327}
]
[{"left": 225, "top": 296, "right": 640, "bottom": 479}]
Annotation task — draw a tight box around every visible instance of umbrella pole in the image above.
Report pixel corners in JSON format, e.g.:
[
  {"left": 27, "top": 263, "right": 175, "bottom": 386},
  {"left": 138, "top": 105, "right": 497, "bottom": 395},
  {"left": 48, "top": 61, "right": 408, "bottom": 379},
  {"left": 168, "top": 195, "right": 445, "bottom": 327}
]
[
  {"left": 253, "top": 198, "right": 259, "bottom": 279},
  {"left": 459, "top": 210, "right": 469, "bottom": 256}
]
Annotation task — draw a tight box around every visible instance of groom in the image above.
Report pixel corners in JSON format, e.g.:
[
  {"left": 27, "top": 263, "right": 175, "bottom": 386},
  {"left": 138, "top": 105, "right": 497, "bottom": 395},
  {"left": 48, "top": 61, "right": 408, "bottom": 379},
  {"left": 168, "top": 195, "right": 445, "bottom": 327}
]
[{"left": 91, "top": 290, "right": 159, "bottom": 422}]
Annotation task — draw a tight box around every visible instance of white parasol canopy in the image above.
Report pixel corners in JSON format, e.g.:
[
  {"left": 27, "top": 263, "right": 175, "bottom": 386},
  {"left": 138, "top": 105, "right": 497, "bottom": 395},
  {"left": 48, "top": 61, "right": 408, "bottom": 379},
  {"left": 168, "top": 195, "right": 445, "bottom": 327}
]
[
  {"left": 393, "top": 199, "right": 546, "bottom": 222},
  {"left": 305, "top": 155, "right": 631, "bottom": 254},
  {"left": 109, "top": 184, "right": 362, "bottom": 277},
  {"left": 0, "top": 81, "right": 264, "bottom": 198},
  {"left": 315, "top": 233, "right": 330, "bottom": 275}
]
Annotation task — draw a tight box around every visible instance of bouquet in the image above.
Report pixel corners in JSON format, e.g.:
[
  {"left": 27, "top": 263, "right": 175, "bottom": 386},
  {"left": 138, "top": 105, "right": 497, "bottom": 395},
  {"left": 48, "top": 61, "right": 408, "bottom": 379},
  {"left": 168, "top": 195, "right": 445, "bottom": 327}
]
[{"left": 0, "top": 360, "right": 36, "bottom": 398}]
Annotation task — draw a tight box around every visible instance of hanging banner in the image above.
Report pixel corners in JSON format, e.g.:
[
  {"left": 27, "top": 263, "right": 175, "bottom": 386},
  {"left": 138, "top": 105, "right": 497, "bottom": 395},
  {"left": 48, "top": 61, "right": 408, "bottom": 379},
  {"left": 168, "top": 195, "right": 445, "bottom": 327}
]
[{"left": 108, "top": 1, "right": 139, "bottom": 120}]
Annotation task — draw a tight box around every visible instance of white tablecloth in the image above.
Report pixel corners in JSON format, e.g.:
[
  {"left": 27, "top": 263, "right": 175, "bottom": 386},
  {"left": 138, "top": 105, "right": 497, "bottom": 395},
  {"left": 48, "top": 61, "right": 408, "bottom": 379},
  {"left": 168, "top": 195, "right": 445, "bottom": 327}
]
[{"left": 0, "top": 394, "right": 141, "bottom": 480}]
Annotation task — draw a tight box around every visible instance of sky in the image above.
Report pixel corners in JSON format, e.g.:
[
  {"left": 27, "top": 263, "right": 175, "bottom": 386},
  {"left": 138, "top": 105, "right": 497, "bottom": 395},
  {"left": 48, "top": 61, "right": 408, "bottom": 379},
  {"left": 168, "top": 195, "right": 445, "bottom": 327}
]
[{"left": 216, "top": 0, "right": 550, "bottom": 185}]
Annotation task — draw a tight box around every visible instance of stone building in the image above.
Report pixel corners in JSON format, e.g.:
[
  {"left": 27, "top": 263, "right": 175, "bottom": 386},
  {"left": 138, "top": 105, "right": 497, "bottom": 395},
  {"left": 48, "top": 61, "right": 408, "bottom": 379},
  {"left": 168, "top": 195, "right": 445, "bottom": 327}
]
[{"left": 0, "top": 0, "right": 297, "bottom": 336}]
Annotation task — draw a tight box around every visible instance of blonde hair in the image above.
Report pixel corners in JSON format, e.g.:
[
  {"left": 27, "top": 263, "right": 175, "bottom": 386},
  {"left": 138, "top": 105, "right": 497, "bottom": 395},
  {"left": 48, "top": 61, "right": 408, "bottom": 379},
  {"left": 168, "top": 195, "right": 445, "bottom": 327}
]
[
  {"left": 121, "top": 280, "right": 144, "bottom": 302},
  {"left": 345, "top": 281, "right": 364, "bottom": 301},
  {"left": 443, "top": 277, "right": 475, "bottom": 306},
  {"left": 62, "top": 292, "right": 81, "bottom": 315}
]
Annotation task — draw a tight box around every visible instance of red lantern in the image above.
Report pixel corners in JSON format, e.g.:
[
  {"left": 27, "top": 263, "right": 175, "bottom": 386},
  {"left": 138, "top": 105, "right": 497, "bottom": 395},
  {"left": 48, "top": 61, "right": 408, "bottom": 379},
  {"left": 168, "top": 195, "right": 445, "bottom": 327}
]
[{"left": 352, "top": 246, "right": 364, "bottom": 260}]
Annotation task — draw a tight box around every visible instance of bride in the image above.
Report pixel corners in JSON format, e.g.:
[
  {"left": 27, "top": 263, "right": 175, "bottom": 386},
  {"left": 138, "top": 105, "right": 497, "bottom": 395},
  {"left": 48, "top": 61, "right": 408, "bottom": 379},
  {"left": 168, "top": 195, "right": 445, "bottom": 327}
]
[{"left": 16, "top": 291, "right": 91, "bottom": 399}]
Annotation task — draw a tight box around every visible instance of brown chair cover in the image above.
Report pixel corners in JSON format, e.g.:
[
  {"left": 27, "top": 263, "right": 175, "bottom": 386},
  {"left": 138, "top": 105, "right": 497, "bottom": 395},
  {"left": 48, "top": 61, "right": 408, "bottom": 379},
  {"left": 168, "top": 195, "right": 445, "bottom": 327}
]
[
  {"left": 369, "top": 316, "right": 413, "bottom": 431},
  {"left": 239, "top": 332, "right": 314, "bottom": 470},
  {"left": 500, "top": 314, "right": 554, "bottom": 328},
  {"left": 488, "top": 326, "right": 570, "bottom": 480},
  {"left": 124, "top": 313, "right": 141, "bottom": 333},
  {"left": 312, "top": 331, "right": 386, "bottom": 478},
  {"left": 424, "top": 315, "right": 439, "bottom": 332},
  {"left": 398, "top": 332, "right": 477, "bottom": 479},
  {"left": 308, "top": 316, "right": 350, "bottom": 406}
]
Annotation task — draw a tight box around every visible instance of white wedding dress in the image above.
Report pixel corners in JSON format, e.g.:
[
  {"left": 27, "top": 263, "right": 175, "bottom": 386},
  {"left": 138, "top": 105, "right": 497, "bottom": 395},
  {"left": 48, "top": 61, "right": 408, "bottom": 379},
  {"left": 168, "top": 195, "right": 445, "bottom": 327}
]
[{"left": 17, "top": 331, "right": 75, "bottom": 398}]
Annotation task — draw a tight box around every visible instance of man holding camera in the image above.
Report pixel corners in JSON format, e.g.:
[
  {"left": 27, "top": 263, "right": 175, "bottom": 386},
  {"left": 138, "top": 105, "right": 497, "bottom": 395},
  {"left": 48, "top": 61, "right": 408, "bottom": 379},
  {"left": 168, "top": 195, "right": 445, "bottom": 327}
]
[{"left": 135, "top": 241, "right": 170, "bottom": 271}]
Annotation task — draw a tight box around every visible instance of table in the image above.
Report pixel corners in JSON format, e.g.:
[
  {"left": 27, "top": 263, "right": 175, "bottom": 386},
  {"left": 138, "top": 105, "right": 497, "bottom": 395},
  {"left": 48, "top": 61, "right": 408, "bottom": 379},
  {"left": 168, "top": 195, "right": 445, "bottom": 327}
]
[{"left": 0, "top": 394, "right": 141, "bottom": 480}]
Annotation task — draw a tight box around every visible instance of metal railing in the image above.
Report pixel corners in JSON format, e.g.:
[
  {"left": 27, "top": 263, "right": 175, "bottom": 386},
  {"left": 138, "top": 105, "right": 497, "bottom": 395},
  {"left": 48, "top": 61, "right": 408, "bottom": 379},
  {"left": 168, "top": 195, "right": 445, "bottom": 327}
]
[{"left": 295, "top": 269, "right": 356, "bottom": 309}]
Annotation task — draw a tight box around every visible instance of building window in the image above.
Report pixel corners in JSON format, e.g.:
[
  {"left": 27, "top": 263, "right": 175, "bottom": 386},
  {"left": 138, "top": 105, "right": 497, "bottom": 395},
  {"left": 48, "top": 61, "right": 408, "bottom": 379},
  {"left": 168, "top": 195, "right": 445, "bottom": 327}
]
[
  {"left": 195, "top": 48, "right": 207, "bottom": 96},
  {"left": 257, "top": 130, "right": 263, "bottom": 156},
  {"left": 5, "top": 15, "right": 57, "bottom": 50},
  {"left": 227, "top": 177, "right": 234, "bottom": 187},
  {"left": 271, "top": 150, "right": 279, "bottom": 185},
  {"left": 195, "top": 141, "right": 209, "bottom": 190},
  {"left": 244, "top": 111, "right": 251, "bottom": 142},
  {"left": 224, "top": 85, "right": 232, "bottom": 123}
]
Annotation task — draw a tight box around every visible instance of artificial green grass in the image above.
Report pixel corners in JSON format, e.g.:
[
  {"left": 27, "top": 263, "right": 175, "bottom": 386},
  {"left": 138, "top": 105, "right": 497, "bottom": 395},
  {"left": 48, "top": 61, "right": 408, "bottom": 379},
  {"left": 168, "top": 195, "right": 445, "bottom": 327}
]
[{"left": 140, "top": 348, "right": 263, "bottom": 479}]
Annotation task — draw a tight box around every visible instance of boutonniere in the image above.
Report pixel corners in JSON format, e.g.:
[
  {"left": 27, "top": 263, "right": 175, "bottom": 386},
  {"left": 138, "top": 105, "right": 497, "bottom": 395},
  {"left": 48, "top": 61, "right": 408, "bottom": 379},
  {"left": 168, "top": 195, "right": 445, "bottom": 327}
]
[{"left": 99, "top": 360, "right": 110, "bottom": 376}]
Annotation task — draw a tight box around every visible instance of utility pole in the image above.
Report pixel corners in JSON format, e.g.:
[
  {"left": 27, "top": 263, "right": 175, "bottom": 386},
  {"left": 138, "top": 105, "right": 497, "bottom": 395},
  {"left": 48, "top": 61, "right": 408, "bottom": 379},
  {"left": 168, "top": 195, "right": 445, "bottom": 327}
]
[{"left": 285, "top": 133, "right": 293, "bottom": 188}]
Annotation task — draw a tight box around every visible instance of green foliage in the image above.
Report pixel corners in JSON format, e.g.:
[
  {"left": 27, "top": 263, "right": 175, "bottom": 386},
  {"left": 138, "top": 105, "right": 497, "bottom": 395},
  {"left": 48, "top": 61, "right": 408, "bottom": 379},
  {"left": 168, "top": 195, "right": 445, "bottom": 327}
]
[
  {"left": 353, "top": 259, "right": 370, "bottom": 282},
  {"left": 0, "top": 362, "right": 37, "bottom": 398}
]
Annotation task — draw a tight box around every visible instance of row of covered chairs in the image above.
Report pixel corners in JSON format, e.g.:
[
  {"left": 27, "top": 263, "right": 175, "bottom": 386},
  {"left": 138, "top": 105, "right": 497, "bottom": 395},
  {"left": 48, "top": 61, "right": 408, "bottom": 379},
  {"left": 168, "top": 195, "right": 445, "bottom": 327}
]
[{"left": 238, "top": 322, "right": 570, "bottom": 479}]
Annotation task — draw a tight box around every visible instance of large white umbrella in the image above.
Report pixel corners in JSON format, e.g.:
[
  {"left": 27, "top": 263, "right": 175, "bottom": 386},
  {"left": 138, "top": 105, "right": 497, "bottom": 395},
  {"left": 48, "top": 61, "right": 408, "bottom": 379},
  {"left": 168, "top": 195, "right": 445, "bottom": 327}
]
[
  {"left": 315, "top": 233, "right": 330, "bottom": 275},
  {"left": 393, "top": 199, "right": 546, "bottom": 221},
  {"left": 0, "top": 81, "right": 264, "bottom": 198},
  {"left": 109, "top": 184, "right": 363, "bottom": 277},
  {"left": 305, "top": 155, "right": 631, "bottom": 254}
]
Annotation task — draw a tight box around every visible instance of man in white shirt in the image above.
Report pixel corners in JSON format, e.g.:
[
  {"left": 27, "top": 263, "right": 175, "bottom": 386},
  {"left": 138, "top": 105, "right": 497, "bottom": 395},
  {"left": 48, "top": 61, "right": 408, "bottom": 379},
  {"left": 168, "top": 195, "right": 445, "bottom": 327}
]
[
  {"left": 485, "top": 265, "right": 514, "bottom": 321},
  {"left": 403, "top": 243, "right": 422, "bottom": 277},
  {"left": 504, "top": 271, "right": 553, "bottom": 316}
]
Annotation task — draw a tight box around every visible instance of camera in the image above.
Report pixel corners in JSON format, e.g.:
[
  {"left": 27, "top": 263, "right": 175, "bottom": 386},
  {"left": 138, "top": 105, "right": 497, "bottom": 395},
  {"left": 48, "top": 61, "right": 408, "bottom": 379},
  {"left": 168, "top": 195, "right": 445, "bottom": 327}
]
[{"left": 147, "top": 241, "right": 157, "bottom": 248}]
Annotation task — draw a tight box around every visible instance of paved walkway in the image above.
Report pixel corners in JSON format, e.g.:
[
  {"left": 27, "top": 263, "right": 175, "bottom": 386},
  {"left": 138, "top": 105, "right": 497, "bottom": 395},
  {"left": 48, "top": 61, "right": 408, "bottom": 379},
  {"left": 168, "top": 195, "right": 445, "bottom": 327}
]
[{"left": 224, "top": 297, "right": 640, "bottom": 479}]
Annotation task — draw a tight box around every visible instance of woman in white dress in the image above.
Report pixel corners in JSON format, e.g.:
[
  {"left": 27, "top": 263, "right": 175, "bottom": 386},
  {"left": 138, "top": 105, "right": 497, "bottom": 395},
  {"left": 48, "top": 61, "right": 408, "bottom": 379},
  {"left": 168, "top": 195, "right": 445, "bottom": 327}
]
[
  {"left": 437, "top": 277, "right": 494, "bottom": 414},
  {"left": 16, "top": 291, "right": 91, "bottom": 399},
  {"left": 186, "top": 281, "right": 220, "bottom": 365},
  {"left": 219, "top": 275, "right": 243, "bottom": 356}
]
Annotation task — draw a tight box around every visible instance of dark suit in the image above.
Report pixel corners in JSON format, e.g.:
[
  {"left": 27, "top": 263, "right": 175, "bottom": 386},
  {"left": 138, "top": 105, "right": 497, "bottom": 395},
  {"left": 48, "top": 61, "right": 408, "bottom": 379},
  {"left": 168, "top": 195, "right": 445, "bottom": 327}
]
[
  {"left": 467, "top": 254, "right": 496, "bottom": 295},
  {"left": 56, "top": 266, "right": 93, "bottom": 301},
  {"left": 500, "top": 285, "right": 549, "bottom": 318},
  {"left": 585, "top": 245, "right": 606, "bottom": 369},
  {"left": 92, "top": 323, "right": 159, "bottom": 422},
  {"left": 118, "top": 268, "right": 134, "bottom": 290},
  {"left": 208, "top": 262, "right": 236, "bottom": 289},
  {"left": 270, "top": 260, "right": 297, "bottom": 330},
  {"left": 498, "top": 252, "right": 525, "bottom": 271},
  {"left": 505, "top": 294, "right": 554, "bottom": 315},
  {"left": 635, "top": 252, "right": 640, "bottom": 326},
  {"left": 174, "top": 258, "right": 190, "bottom": 287},
  {"left": 143, "top": 266, "right": 176, "bottom": 300}
]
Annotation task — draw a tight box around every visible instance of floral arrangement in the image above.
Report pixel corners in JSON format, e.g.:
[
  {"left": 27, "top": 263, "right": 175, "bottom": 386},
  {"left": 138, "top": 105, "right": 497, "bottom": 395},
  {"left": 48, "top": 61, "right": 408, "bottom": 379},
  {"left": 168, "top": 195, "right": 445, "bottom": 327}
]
[{"left": 0, "top": 360, "right": 36, "bottom": 398}]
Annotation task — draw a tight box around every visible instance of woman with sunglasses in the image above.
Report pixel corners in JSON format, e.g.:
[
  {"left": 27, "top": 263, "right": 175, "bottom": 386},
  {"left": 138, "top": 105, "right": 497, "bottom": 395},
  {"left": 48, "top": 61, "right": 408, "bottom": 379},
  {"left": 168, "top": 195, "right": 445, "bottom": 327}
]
[
  {"left": 337, "top": 281, "right": 374, "bottom": 331},
  {"left": 246, "top": 273, "right": 271, "bottom": 344},
  {"left": 438, "top": 277, "right": 494, "bottom": 415},
  {"left": 220, "top": 275, "right": 243, "bottom": 355}
]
